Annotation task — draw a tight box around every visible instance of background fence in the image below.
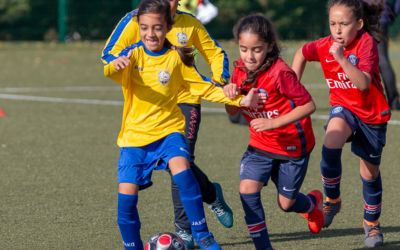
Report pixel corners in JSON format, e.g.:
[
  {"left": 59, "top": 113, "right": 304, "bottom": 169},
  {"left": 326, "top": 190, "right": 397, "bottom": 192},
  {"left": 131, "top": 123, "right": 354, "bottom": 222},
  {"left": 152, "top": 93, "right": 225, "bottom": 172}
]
[{"left": 1, "top": 0, "right": 400, "bottom": 41}]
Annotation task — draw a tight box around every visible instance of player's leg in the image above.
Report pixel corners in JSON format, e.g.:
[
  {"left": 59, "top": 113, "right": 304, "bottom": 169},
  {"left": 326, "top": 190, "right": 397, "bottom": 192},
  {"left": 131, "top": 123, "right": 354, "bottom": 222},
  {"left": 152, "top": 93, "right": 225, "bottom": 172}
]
[
  {"left": 172, "top": 103, "right": 233, "bottom": 239},
  {"left": 378, "top": 23, "right": 400, "bottom": 109},
  {"left": 360, "top": 160, "right": 383, "bottom": 247},
  {"left": 163, "top": 133, "right": 220, "bottom": 250},
  {"left": 117, "top": 147, "right": 147, "bottom": 250},
  {"left": 351, "top": 120, "right": 386, "bottom": 247},
  {"left": 239, "top": 148, "right": 274, "bottom": 250},
  {"left": 274, "top": 156, "right": 324, "bottom": 234},
  {"left": 321, "top": 107, "right": 354, "bottom": 227},
  {"left": 169, "top": 156, "right": 221, "bottom": 250}
]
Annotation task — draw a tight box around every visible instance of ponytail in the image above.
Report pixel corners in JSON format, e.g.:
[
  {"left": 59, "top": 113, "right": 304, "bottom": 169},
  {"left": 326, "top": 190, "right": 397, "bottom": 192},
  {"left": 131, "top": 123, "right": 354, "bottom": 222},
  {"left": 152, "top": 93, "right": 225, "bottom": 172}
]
[
  {"left": 175, "top": 47, "right": 195, "bottom": 67},
  {"left": 164, "top": 39, "right": 195, "bottom": 66},
  {"left": 362, "top": 0, "right": 384, "bottom": 42}
]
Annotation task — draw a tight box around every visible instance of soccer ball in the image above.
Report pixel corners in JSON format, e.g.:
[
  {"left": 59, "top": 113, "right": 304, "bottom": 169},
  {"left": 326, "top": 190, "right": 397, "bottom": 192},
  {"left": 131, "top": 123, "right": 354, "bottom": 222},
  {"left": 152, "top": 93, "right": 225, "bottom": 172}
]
[{"left": 144, "top": 232, "right": 186, "bottom": 250}]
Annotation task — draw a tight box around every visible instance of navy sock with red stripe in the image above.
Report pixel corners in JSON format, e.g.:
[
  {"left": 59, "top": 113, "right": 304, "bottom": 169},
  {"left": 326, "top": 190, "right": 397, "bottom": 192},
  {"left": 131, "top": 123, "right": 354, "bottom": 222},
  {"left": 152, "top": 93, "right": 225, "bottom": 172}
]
[
  {"left": 362, "top": 174, "right": 382, "bottom": 222},
  {"left": 320, "top": 145, "right": 342, "bottom": 199},
  {"left": 240, "top": 192, "right": 273, "bottom": 250}
]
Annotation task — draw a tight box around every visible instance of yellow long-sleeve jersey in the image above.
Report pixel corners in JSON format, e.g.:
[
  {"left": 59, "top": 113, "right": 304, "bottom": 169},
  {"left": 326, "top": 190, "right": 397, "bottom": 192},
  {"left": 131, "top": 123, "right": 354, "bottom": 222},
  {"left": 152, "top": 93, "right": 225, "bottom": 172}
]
[
  {"left": 101, "top": 9, "right": 229, "bottom": 104},
  {"left": 104, "top": 42, "right": 241, "bottom": 147}
]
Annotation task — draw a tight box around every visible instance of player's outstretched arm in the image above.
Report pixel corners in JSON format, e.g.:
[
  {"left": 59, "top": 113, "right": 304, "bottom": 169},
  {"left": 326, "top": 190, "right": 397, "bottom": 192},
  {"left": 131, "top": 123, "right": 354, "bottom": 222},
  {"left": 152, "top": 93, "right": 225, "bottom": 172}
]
[
  {"left": 292, "top": 47, "right": 307, "bottom": 80},
  {"left": 104, "top": 50, "right": 133, "bottom": 84}
]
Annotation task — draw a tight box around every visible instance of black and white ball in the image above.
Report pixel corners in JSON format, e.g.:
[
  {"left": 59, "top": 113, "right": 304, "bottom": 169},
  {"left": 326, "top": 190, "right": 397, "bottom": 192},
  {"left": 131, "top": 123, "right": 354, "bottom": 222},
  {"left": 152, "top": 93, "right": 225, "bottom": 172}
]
[{"left": 144, "top": 232, "right": 186, "bottom": 250}]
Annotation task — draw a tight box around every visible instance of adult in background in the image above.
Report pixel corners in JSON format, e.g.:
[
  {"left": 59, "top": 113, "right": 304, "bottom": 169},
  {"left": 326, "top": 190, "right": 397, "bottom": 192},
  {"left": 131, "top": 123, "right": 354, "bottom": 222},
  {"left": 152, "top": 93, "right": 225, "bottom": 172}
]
[{"left": 379, "top": 0, "right": 400, "bottom": 109}]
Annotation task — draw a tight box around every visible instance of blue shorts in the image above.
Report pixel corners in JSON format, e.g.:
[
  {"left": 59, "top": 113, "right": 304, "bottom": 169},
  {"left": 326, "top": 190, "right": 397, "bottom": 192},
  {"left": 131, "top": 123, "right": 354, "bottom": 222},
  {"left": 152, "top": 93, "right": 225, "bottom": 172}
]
[
  {"left": 117, "top": 132, "right": 190, "bottom": 189},
  {"left": 327, "top": 106, "right": 387, "bottom": 165},
  {"left": 240, "top": 146, "right": 310, "bottom": 199}
]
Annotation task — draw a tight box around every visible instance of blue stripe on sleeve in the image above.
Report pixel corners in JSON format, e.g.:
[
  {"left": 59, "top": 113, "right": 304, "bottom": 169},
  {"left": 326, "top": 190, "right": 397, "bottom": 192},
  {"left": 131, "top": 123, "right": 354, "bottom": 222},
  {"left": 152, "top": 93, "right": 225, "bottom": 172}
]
[
  {"left": 101, "top": 9, "right": 138, "bottom": 63},
  {"left": 177, "top": 11, "right": 230, "bottom": 83},
  {"left": 193, "top": 65, "right": 224, "bottom": 88},
  {"left": 289, "top": 100, "right": 307, "bottom": 156},
  {"left": 213, "top": 39, "right": 230, "bottom": 82}
]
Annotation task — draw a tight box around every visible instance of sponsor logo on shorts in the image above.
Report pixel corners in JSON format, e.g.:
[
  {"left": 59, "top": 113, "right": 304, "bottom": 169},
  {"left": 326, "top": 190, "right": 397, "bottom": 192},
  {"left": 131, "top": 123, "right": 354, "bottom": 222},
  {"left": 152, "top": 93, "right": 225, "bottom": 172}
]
[
  {"left": 369, "top": 154, "right": 381, "bottom": 158},
  {"left": 283, "top": 186, "right": 296, "bottom": 192},
  {"left": 240, "top": 163, "right": 245, "bottom": 175},
  {"left": 331, "top": 106, "right": 343, "bottom": 114},
  {"left": 179, "top": 147, "right": 189, "bottom": 154}
]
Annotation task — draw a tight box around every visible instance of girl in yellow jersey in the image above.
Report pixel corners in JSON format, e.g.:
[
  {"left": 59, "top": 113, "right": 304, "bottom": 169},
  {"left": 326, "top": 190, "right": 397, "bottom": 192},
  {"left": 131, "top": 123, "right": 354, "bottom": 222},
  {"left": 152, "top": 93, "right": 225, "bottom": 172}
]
[
  {"left": 104, "top": 1, "right": 265, "bottom": 249},
  {"left": 102, "top": 1, "right": 234, "bottom": 248}
]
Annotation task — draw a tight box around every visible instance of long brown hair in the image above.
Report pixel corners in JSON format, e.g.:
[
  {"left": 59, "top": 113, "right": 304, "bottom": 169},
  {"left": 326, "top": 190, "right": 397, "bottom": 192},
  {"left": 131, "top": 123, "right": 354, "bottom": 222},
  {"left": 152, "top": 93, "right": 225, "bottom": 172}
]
[
  {"left": 233, "top": 14, "right": 280, "bottom": 88},
  {"left": 137, "top": 0, "right": 195, "bottom": 66}
]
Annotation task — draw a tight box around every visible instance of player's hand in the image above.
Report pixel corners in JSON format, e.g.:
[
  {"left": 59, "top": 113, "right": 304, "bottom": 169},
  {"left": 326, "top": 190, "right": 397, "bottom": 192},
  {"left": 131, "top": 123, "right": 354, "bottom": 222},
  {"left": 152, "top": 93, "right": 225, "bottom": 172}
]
[
  {"left": 112, "top": 50, "right": 132, "bottom": 71},
  {"left": 250, "top": 118, "right": 276, "bottom": 132},
  {"left": 223, "top": 83, "right": 238, "bottom": 99},
  {"left": 240, "top": 88, "right": 267, "bottom": 109},
  {"left": 329, "top": 42, "right": 345, "bottom": 62}
]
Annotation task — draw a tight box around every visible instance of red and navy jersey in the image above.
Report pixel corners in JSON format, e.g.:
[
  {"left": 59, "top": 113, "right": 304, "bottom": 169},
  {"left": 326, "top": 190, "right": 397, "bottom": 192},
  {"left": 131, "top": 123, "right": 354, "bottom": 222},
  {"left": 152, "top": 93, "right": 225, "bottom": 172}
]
[
  {"left": 232, "top": 58, "right": 315, "bottom": 158},
  {"left": 302, "top": 31, "right": 391, "bottom": 124}
]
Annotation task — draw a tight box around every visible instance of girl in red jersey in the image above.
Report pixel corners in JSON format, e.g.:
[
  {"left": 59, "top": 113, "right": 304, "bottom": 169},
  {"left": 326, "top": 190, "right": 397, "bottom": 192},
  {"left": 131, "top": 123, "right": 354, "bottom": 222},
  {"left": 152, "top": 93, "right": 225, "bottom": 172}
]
[
  {"left": 224, "top": 14, "right": 322, "bottom": 250},
  {"left": 292, "top": 0, "right": 390, "bottom": 247}
]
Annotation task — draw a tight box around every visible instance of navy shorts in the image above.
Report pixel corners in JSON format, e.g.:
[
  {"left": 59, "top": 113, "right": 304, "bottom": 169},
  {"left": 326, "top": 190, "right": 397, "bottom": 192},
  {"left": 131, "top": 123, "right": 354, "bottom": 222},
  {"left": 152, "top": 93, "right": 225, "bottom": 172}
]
[
  {"left": 240, "top": 146, "right": 310, "bottom": 199},
  {"left": 117, "top": 132, "right": 190, "bottom": 189},
  {"left": 327, "top": 106, "right": 387, "bottom": 165}
]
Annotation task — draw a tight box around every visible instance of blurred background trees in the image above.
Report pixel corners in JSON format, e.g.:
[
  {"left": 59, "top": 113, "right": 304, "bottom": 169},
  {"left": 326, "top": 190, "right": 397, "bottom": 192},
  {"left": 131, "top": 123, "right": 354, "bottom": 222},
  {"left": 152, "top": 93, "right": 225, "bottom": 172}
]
[{"left": 0, "top": 0, "right": 399, "bottom": 41}]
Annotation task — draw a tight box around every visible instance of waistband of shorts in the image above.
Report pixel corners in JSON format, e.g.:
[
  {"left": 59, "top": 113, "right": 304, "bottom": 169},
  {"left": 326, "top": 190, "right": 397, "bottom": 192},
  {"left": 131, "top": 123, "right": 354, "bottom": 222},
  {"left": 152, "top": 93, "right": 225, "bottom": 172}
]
[{"left": 247, "top": 145, "right": 302, "bottom": 161}]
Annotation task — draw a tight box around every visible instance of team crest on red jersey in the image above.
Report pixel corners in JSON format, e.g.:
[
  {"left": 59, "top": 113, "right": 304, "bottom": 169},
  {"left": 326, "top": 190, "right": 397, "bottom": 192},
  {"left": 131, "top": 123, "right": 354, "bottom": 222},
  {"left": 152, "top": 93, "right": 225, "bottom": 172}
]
[
  {"left": 347, "top": 54, "right": 359, "bottom": 66},
  {"left": 258, "top": 88, "right": 269, "bottom": 97}
]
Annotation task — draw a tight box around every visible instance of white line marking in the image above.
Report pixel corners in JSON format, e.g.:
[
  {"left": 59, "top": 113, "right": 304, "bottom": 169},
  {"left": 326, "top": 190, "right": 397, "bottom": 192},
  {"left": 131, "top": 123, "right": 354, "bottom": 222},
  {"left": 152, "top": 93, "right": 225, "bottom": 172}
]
[
  {"left": 1, "top": 94, "right": 399, "bottom": 126},
  {"left": 0, "top": 86, "right": 119, "bottom": 93},
  {"left": 0, "top": 93, "right": 122, "bottom": 106}
]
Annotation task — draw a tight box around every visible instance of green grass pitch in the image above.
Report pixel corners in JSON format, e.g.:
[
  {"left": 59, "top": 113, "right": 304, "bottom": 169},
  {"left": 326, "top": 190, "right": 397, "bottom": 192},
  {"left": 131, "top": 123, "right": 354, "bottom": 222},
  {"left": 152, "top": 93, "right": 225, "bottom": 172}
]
[{"left": 0, "top": 41, "right": 399, "bottom": 249}]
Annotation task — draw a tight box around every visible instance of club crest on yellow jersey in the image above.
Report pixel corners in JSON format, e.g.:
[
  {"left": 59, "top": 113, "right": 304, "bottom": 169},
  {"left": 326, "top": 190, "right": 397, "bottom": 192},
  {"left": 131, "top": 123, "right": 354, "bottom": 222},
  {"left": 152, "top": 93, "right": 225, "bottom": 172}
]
[
  {"left": 158, "top": 70, "right": 171, "bottom": 85},
  {"left": 176, "top": 32, "right": 188, "bottom": 46}
]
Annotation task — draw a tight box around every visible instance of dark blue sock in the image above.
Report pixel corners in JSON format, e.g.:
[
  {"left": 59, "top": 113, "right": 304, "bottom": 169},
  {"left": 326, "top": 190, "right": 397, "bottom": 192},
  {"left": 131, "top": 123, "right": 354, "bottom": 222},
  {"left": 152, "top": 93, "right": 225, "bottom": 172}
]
[
  {"left": 320, "top": 146, "right": 342, "bottom": 199},
  {"left": 117, "top": 193, "right": 143, "bottom": 250},
  {"left": 172, "top": 169, "right": 209, "bottom": 240},
  {"left": 362, "top": 174, "right": 382, "bottom": 222},
  {"left": 240, "top": 192, "right": 273, "bottom": 250},
  {"left": 284, "top": 193, "right": 313, "bottom": 213}
]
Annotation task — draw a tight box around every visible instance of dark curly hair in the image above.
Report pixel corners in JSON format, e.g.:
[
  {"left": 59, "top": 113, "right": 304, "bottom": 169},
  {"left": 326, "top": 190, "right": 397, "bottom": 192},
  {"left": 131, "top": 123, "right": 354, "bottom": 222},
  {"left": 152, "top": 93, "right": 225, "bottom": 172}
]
[{"left": 233, "top": 14, "right": 280, "bottom": 89}]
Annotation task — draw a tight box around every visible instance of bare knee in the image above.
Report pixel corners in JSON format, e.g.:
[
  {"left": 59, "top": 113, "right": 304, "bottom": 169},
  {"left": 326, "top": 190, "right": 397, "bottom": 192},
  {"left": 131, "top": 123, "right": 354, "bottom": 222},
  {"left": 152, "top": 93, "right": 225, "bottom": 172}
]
[{"left": 277, "top": 194, "right": 295, "bottom": 212}]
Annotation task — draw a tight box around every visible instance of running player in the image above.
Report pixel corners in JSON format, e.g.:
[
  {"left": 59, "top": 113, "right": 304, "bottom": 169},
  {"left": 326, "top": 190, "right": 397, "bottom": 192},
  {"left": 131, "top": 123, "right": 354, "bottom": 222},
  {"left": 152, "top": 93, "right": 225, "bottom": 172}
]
[
  {"left": 224, "top": 14, "right": 323, "bottom": 250},
  {"left": 101, "top": 1, "right": 233, "bottom": 249},
  {"left": 292, "top": 0, "right": 390, "bottom": 247},
  {"left": 103, "top": 1, "right": 264, "bottom": 249}
]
